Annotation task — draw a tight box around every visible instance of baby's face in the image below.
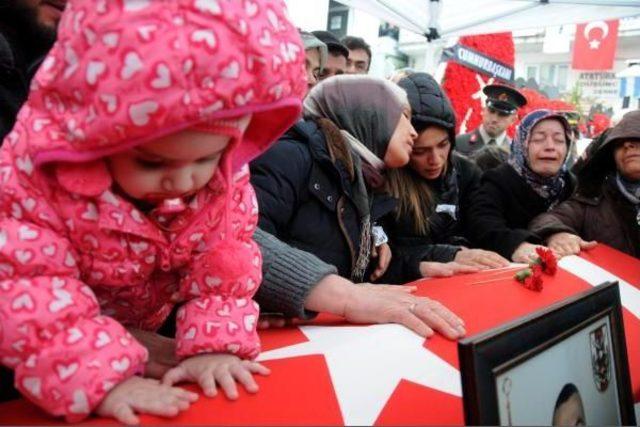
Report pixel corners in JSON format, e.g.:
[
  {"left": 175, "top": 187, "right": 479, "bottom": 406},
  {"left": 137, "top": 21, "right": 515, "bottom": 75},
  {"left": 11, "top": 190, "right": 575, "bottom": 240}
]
[{"left": 107, "top": 130, "right": 230, "bottom": 203}]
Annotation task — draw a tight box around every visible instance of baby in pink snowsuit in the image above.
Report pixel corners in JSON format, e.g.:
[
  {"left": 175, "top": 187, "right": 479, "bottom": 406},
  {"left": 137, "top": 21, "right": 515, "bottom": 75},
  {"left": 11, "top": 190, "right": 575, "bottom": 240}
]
[{"left": 0, "top": 0, "right": 305, "bottom": 423}]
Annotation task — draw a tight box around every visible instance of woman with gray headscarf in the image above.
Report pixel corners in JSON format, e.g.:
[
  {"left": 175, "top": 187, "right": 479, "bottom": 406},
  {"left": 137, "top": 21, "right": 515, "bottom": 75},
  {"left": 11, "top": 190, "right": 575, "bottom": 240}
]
[{"left": 250, "top": 75, "right": 416, "bottom": 283}]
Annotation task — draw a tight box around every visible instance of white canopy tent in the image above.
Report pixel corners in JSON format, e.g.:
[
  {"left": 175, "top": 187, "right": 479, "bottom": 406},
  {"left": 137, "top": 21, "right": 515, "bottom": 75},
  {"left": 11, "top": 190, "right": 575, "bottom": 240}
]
[{"left": 336, "top": 0, "right": 640, "bottom": 38}]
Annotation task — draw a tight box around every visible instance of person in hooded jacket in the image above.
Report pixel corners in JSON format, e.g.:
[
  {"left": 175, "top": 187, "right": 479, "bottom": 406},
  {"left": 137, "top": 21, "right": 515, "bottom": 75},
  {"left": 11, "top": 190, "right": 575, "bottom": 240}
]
[
  {"left": 467, "top": 110, "right": 576, "bottom": 262},
  {"left": 381, "top": 72, "right": 509, "bottom": 283},
  {"left": 250, "top": 75, "right": 417, "bottom": 285},
  {"left": 0, "top": 0, "right": 307, "bottom": 423},
  {"left": 529, "top": 110, "right": 640, "bottom": 258}
]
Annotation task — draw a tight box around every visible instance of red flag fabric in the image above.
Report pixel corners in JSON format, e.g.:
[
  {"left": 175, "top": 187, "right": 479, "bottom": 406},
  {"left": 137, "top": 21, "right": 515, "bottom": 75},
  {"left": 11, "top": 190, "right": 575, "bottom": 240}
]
[
  {"left": 572, "top": 20, "right": 619, "bottom": 70},
  {"left": 0, "top": 245, "right": 638, "bottom": 425}
]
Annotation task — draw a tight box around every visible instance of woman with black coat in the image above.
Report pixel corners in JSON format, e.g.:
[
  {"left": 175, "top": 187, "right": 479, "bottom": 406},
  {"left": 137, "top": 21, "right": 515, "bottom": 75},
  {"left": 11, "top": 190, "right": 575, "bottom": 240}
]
[
  {"left": 467, "top": 109, "right": 576, "bottom": 262},
  {"left": 381, "top": 72, "right": 508, "bottom": 283},
  {"left": 250, "top": 75, "right": 416, "bottom": 283}
]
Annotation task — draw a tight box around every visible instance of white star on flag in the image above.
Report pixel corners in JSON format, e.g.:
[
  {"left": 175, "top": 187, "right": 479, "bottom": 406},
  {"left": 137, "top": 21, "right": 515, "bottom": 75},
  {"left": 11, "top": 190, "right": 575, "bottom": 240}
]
[
  {"left": 471, "top": 74, "right": 495, "bottom": 104},
  {"left": 589, "top": 39, "right": 601, "bottom": 49},
  {"left": 258, "top": 323, "right": 461, "bottom": 426}
]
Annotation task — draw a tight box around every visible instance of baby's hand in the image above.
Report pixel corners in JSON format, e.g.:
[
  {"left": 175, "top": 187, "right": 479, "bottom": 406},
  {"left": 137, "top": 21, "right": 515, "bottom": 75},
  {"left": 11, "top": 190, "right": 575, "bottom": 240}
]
[
  {"left": 96, "top": 376, "right": 198, "bottom": 425},
  {"left": 162, "top": 353, "right": 270, "bottom": 400}
]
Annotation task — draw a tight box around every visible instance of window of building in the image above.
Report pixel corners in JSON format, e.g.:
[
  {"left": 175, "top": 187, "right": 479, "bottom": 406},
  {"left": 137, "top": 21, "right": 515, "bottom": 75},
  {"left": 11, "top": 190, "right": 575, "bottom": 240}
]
[{"left": 327, "top": 0, "right": 349, "bottom": 38}]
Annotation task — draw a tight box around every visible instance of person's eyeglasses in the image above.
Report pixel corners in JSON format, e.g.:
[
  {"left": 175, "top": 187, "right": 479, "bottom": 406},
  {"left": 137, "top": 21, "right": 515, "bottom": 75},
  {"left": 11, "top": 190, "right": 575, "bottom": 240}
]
[{"left": 488, "top": 106, "right": 512, "bottom": 118}]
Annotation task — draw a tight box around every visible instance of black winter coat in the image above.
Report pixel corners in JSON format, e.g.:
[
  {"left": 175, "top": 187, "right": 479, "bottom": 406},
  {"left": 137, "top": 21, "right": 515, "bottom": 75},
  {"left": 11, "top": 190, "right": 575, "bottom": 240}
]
[
  {"left": 381, "top": 154, "right": 482, "bottom": 282},
  {"left": 0, "top": 32, "right": 44, "bottom": 142},
  {"left": 250, "top": 120, "right": 396, "bottom": 280},
  {"left": 467, "top": 163, "right": 575, "bottom": 259}
]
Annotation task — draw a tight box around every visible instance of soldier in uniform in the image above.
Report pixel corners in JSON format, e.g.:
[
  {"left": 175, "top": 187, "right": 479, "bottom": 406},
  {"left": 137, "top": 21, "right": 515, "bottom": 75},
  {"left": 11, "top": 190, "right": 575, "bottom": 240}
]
[{"left": 456, "top": 84, "right": 527, "bottom": 156}]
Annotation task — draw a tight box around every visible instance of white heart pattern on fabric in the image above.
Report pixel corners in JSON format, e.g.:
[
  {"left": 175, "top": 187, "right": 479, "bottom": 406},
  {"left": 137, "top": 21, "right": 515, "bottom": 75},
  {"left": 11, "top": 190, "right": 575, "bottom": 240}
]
[
  {"left": 129, "top": 101, "right": 159, "bottom": 126},
  {"left": 24, "top": 354, "right": 37, "bottom": 369},
  {"left": 129, "top": 241, "right": 149, "bottom": 255},
  {"left": 52, "top": 277, "right": 66, "bottom": 289},
  {"left": 11, "top": 202, "right": 22, "bottom": 219},
  {"left": 216, "top": 304, "right": 231, "bottom": 317},
  {"left": 95, "top": 331, "right": 112, "bottom": 349},
  {"left": 110, "top": 356, "right": 131, "bottom": 373},
  {"left": 22, "top": 377, "right": 42, "bottom": 398},
  {"left": 102, "top": 32, "right": 119, "bottom": 48},
  {"left": 234, "top": 90, "right": 254, "bottom": 106},
  {"left": 130, "top": 209, "right": 144, "bottom": 223},
  {"left": 137, "top": 25, "right": 157, "bottom": 42},
  {"left": 32, "top": 118, "right": 51, "bottom": 132},
  {"left": 12, "top": 340, "right": 26, "bottom": 353},
  {"left": 195, "top": 299, "right": 210, "bottom": 310},
  {"left": 18, "top": 225, "right": 39, "bottom": 241},
  {"left": 64, "top": 252, "right": 76, "bottom": 268},
  {"left": 226, "top": 343, "right": 240, "bottom": 354},
  {"left": 194, "top": 0, "right": 221, "bottom": 15},
  {"left": 21, "top": 198, "right": 36, "bottom": 212},
  {"left": 0, "top": 230, "right": 6, "bottom": 249},
  {"left": 220, "top": 61, "right": 240, "bottom": 79},
  {"left": 100, "top": 94, "right": 118, "bottom": 113},
  {"left": 123, "top": 0, "right": 151, "bottom": 12},
  {"left": 69, "top": 390, "right": 89, "bottom": 414},
  {"left": 16, "top": 156, "right": 34, "bottom": 175},
  {"left": 56, "top": 362, "right": 79, "bottom": 381},
  {"left": 243, "top": 314, "right": 256, "bottom": 332},
  {"left": 42, "top": 244, "right": 57, "bottom": 257},
  {"left": 49, "top": 289, "right": 73, "bottom": 313},
  {"left": 63, "top": 46, "right": 79, "bottom": 79},
  {"left": 245, "top": 0, "right": 259, "bottom": 17},
  {"left": 184, "top": 326, "right": 197, "bottom": 340},
  {"left": 0, "top": 165, "right": 11, "bottom": 183},
  {"left": 121, "top": 52, "right": 144, "bottom": 80},
  {"left": 236, "top": 298, "right": 248, "bottom": 308},
  {"left": 266, "top": 9, "right": 280, "bottom": 29},
  {"left": 258, "top": 29, "right": 272, "bottom": 47},
  {"left": 191, "top": 30, "right": 217, "bottom": 50},
  {"left": 205, "top": 276, "right": 222, "bottom": 288},
  {"left": 86, "top": 61, "right": 106, "bottom": 86},
  {"left": 227, "top": 321, "right": 239, "bottom": 334},
  {"left": 151, "top": 64, "right": 172, "bottom": 89},
  {"left": 81, "top": 203, "right": 99, "bottom": 221},
  {"left": 15, "top": 249, "right": 34, "bottom": 265},
  {"left": 66, "top": 328, "right": 84, "bottom": 344}
]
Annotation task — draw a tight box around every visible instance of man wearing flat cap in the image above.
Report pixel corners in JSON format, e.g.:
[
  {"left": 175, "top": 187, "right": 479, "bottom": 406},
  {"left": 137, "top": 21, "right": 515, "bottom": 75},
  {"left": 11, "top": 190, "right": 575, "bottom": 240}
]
[
  {"left": 456, "top": 84, "right": 527, "bottom": 156},
  {"left": 311, "top": 30, "right": 349, "bottom": 81}
]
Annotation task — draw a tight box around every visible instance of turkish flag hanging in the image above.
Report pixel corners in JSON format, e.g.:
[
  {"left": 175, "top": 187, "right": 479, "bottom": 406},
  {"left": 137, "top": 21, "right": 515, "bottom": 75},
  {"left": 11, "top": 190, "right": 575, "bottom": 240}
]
[{"left": 572, "top": 20, "right": 619, "bottom": 70}]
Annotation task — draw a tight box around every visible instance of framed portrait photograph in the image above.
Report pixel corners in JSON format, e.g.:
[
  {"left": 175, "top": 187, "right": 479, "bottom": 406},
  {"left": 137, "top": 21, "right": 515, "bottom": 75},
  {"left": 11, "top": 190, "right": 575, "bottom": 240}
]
[{"left": 458, "top": 282, "right": 636, "bottom": 426}]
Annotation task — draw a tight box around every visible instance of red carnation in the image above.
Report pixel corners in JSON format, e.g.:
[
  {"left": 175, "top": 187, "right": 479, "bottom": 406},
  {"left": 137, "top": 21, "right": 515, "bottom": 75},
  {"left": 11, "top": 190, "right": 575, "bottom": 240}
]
[
  {"left": 514, "top": 264, "right": 544, "bottom": 292},
  {"left": 535, "top": 247, "right": 558, "bottom": 275}
]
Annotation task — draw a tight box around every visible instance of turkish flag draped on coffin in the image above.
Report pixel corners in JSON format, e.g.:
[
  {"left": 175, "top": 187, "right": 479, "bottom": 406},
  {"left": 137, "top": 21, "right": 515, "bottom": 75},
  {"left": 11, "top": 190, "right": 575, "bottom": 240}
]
[{"left": 572, "top": 20, "right": 619, "bottom": 70}]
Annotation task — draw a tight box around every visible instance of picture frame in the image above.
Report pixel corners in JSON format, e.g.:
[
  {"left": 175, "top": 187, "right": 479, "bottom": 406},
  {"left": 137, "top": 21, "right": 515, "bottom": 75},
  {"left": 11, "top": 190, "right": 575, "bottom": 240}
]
[{"left": 458, "top": 281, "right": 636, "bottom": 426}]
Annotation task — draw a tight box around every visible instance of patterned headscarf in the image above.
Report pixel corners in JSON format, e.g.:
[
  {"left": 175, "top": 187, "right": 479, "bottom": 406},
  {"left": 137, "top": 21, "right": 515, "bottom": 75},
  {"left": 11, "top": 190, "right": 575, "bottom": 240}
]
[{"left": 509, "top": 109, "right": 572, "bottom": 202}]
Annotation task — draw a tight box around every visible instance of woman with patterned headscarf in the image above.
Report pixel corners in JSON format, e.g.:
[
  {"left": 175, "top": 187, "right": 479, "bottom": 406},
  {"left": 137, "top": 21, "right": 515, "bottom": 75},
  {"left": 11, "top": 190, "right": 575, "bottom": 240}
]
[
  {"left": 530, "top": 110, "right": 640, "bottom": 258},
  {"left": 467, "top": 110, "right": 576, "bottom": 262}
]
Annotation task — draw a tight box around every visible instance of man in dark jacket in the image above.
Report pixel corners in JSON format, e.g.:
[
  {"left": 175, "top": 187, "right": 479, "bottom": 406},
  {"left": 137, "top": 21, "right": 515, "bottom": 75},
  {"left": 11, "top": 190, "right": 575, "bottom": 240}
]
[
  {"left": 530, "top": 111, "right": 640, "bottom": 258},
  {"left": 0, "top": 0, "right": 67, "bottom": 142},
  {"left": 456, "top": 84, "right": 527, "bottom": 156}
]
